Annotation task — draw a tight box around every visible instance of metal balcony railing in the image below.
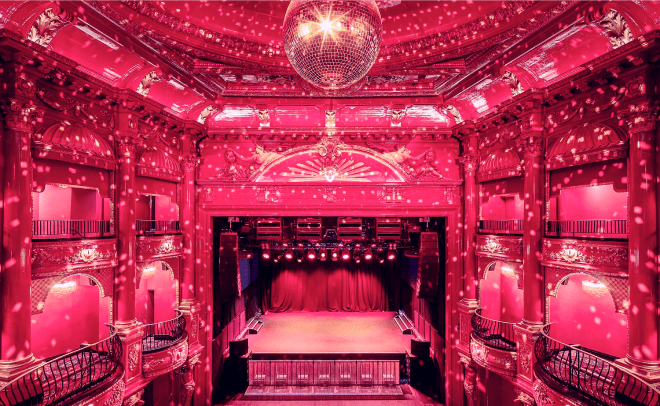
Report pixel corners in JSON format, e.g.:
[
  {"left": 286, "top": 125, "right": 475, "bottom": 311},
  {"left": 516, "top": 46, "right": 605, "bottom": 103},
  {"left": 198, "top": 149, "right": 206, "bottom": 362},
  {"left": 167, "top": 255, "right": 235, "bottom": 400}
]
[
  {"left": 142, "top": 311, "right": 187, "bottom": 354},
  {"left": 0, "top": 327, "right": 122, "bottom": 406},
  {"left": 535, "top": 325, "right": 660, "bottom": 406},
  {"left": 135, "top": 220, "right": 180, "bottom": 235},
  {"left": 470, "top": 309, "right": 517, "bottom": 352},
  {"left": 546, "top": 220, "right": 628, "bottom": 237},
  {"left": 478, "top": 219, "right": 524, "bottom": 234},
  {"left": 32, "top": 220, "right": 111, "bottom": 238}
]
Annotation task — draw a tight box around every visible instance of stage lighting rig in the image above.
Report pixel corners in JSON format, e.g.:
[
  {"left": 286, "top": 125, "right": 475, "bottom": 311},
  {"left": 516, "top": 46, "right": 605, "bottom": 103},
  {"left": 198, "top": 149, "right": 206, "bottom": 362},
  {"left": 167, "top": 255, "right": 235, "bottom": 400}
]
[
  {"left": 341, "top": 248, "right": 351, "bottom": 260},
  {"left": 296, "top": 249, "right": 305, "bottom": 262},
  {"left": 307, "top": 249, "right": 316, "bottom": 260},
  {"left": 273, "top": 251, "right": 282, "bottom": 263},
  {"left": 387, "top": 250, "right": 396, "bottom": 260},
  {"left": 364, "top": 249, "right": 373, "bottom": 260},
  {"left": 319, "top": 248, "right": 328, "bottom": 261},
  {"left": 285, "top": 248, "right": 294, "bottom": 260},
  {"left": 353, "top": 250, "right": 362, "bottom": 263},
  {"left": 376, "top": 248, "right": 385, "bottom": 263},
  {"left": 331, "top": 248, "right": 340, "bottom": 261},
  {"left": 262, "top": 250, "right": 271, "bottom": 260}
]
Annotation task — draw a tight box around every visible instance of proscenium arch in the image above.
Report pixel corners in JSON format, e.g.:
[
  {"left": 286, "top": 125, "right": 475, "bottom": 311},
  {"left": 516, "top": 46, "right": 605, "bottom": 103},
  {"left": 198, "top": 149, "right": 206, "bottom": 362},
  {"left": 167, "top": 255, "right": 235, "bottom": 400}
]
[{"left": 252, "top": 142, "right": 408, "bottom": 183}]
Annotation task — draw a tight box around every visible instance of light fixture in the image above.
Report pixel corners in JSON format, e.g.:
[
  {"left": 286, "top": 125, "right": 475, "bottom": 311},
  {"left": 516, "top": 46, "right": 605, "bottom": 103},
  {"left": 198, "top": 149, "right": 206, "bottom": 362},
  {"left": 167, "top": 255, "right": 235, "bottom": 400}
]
[
  {"left": 376, "top": 248, "right": 385, "bottom": 263},
  {"left": 582, "top": 280, "right": 608, "bottom": 298},
  {"left": 342, "top": 248, "right": 351, "bottom": 260},
  {"left": 141, "top": 265, "right": 156, "bottom": 279},
  {"left": 273, "top": 251, "right": 282, "bottom": 263},
  {"left": 285, "top": 248, "right": 294, "bottom": 260},
  {"left": 51, "top": 280, "right": 77, "bottom": 298},
  {"left": 283, "top": 0, "right": 382, "bottom": 90},
  {"left": 353, "top": 250, "right": 362, "bottom": 263},
  {"left": 387, "top": 250, "right": 396, "bottom": 260},
  {"left": 307, "top": 249, "right": 316, "bottom": 260},
  {"left": 319, "top": 248, "right": 327, "bottom": 261},
  {"left": 296, "top": 249, "right": 305, "bottom": 262},
  {"left": 331, "top": 248, "right": 340, "bottom": 261},
  {"left": 262, "top": 250, "right": 271, "bottom": 260},
  {"left": 500, "top": 265, "right": 517, "bottom": 281},
  {"left": 364, "top": 249, "right": 373, "bottom": 260}
]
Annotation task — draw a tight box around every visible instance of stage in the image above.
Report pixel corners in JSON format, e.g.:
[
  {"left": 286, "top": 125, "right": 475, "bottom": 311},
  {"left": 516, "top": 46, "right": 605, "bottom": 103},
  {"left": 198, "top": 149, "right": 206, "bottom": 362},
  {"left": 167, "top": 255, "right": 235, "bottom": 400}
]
[{"left": 248, "top": 311, "right": 410, "bottom": 358}]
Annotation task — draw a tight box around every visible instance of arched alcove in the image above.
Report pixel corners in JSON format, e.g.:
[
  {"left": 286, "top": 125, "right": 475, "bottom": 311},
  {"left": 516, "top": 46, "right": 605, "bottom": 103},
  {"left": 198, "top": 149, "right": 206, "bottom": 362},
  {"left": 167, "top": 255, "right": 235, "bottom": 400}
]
[
  {"left": 478, "top": 260, "right": 523, "bottom": 324},
  {"left": 136, "top": 261, "right": 180, "bottom": 324}
]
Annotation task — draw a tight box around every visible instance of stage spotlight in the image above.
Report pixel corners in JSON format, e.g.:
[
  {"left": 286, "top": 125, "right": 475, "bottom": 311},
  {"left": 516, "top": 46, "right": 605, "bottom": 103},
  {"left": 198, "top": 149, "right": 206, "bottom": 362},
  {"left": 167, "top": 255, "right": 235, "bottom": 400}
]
[
  {"left": 364, "top": 249, "right": 373, "bottom": 260},
  {"left": 353, "top": 250, "right": 362, "bottom": 263},
  {"left": 285, "top": 248, "right": 294, "bottom": 260},
  {"left": 341, "top": 248, "right": 351, "bottom": 260},
  {"left": 319, "top": 248, "right": 328, "bottom": 261},
  {"left": 376, "top": 248, "right": 385, "bottom": 263},
  {"left": 296, "top": 249, "right": 305, "bottom": 262},
  {"left": 387, "top": 249, "right": 396, "bottom": 260},
  {"left": 331, "top": 248, "right": 340, "bottom": 261},
  {"left": 262, "top": 250, "right": 271, "bottom": 260},
  {"left": 307, "top": 249, "right": 316, "bottom": 260},
  {"left": 273, "top": 251, "right": 282, "bottom": 263}
]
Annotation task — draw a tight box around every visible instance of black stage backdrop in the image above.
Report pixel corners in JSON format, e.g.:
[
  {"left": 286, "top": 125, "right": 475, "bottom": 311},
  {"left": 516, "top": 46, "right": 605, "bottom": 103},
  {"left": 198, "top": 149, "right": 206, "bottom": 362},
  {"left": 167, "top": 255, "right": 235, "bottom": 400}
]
[{"left": 259, "top": 259, "right": 397, "bottom": 312}]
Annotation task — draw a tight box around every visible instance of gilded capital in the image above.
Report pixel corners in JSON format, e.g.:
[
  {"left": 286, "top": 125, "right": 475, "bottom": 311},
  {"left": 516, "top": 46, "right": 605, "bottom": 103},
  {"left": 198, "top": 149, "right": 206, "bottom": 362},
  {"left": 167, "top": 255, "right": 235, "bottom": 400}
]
[{"left": 0, "top": 99, "right": 44, "bottom": 132}]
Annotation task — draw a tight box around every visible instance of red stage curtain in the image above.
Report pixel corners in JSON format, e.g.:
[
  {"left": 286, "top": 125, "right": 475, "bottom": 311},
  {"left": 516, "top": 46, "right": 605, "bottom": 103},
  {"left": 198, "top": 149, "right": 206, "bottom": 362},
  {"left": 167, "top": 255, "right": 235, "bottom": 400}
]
[{"left": 259, "top": 259, "right": 395, "bottom": 312}]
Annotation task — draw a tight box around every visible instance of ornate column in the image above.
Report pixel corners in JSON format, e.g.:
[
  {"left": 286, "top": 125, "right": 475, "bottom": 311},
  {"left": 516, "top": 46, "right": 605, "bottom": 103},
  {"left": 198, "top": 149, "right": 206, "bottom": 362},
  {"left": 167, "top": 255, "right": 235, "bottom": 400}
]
[
  {"left": 114, "top": 106, "right": 145, "bottom": 391},
  {"left": 617, "top": 101, "right": 660, "bottom": 379},
  {"left": 0, "top": 99, "right": 43, "bottom": 381},
  {"left": 177, "top": 354, "right": 202, "bottom": 406},
  {"left": 514, "top": 103, "right": 546, "bottom": 386},
  {"left": 456, "top": 126, "right": 480, "bottom": 353},
  {"left": 458, "top": 354, "right": 478, "bottom": 406},
  {"left": 180, "top": 154, "right": 199, "bottom": 302}
]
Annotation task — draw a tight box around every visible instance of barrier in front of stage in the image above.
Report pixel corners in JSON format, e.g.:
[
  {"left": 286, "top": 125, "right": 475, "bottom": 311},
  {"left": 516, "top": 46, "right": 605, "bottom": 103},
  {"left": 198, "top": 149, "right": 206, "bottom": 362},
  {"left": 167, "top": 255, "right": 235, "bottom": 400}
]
[{"left": 249, "top": 360, "right": 399, "bottom": 386}]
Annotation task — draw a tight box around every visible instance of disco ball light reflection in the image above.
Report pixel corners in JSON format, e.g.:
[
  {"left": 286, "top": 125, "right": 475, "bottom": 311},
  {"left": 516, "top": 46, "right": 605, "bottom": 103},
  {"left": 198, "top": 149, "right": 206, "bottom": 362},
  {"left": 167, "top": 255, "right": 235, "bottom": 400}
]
[{"left": 283, "top": 0, "right": 382, "bottom": 90}]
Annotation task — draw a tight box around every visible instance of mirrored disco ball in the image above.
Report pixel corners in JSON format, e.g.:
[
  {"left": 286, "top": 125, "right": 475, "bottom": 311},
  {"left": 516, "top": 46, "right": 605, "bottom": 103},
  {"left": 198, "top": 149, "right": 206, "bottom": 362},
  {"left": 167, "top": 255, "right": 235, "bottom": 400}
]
[{"left": 283, "top": 0, "right": 382, "bottom": 90}]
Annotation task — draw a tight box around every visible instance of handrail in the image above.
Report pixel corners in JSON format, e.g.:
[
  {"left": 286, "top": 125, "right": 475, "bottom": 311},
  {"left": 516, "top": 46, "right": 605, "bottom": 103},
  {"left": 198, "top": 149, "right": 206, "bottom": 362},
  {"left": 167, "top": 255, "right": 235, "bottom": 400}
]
[
  {"left": 535, "top": 324, "right": 660, "bottom": 406},
  {"left": 478, "top": 219, "right": 524, "bottom": 233},
  {"left": 546, "top": 220, "right": 628, "bottom": 237},
  {"left": 142, "top": 311, "right": 187, "bottom": 354},
  {"left": 32, "top": 220, "right": 111, "bottom": 237},
  {"left": 135, "top": 220, "right": 180, "bottom": 235},
  {"left": 0, "top": 327, "right": 122, "bottom": 406},
  {"left": 470, "top": 309, "right": 517, "bottom": 351}
]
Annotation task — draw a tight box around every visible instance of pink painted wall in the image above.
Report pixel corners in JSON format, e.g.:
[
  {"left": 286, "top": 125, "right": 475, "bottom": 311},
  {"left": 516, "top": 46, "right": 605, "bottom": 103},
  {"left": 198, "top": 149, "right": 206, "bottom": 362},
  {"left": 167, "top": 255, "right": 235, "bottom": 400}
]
[
  {"left": 36, "top": 185, "right": 72, "bottom": 220},
  {"left": 31, "top": 275, "right": 102, "bottom": 359},
  {"left": 136, "top": 195, "right": 152, "bottom": 221},
  {"left": 549, "top": 274, "right": 627, "bottom": 358},
  {"left": 557, "top": 184, "right": 627, "bottom": 221},
  {"left": 136, "top": 262, "right": 178, "bottom": 324},
  {"left": 480, "top": 261, "right": 524, "bottom": 324},
  {"left": 480, "top": 178, "right": 524, "bottom": 220},
  {"left": 155, "top": 196, "right": 178, "bottom": 221},
  {"left": 71, "top": 188, "right": 99, "bottom": 221},
  {"left": 33, "top": 185, "right": 105, "bottom": 221}
]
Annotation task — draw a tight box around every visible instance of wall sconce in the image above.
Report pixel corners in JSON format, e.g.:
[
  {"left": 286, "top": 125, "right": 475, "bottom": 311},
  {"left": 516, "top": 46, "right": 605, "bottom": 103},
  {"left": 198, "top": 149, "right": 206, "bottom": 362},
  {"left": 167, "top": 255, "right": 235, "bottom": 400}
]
[
  {"left": 52, "top": 280, "right": 77, "bottom": 298},
  {"left": 582, "top": 280, "right": 608, "bottom": 298}
]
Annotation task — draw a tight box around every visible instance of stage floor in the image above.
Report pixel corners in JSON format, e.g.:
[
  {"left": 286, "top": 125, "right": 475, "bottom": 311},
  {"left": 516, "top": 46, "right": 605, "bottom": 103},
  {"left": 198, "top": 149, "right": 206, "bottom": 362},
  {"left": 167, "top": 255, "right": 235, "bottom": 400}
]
[{"left": 248, "top": 312, "right": 409, "bottom": 355}]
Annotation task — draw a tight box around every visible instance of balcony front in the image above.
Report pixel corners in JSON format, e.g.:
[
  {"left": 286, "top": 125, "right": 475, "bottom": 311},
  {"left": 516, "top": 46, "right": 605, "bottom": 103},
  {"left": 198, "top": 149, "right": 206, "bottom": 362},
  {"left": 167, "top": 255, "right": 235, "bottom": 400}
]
[
  {"left": 469, "top": 309, "right": 518, "bottom": 377},
  {"left": 141, "top": 312, "right": 189, "bottom": 379},
  {"left": 534, "top": 324, "right": 660, "bottom": 406},
  {"left": 0, "top": 328, "right": 124, "bottom": 406}
]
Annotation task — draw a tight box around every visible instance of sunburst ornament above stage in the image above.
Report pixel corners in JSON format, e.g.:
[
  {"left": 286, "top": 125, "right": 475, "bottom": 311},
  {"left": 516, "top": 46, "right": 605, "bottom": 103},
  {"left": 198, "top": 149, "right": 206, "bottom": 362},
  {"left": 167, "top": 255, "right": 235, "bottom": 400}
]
[
  {"left": 283, "top": 0, "right": 382, "bottom": 90},
  {"left": 286, "top": 157, "right": 378, "bottom": 182}
]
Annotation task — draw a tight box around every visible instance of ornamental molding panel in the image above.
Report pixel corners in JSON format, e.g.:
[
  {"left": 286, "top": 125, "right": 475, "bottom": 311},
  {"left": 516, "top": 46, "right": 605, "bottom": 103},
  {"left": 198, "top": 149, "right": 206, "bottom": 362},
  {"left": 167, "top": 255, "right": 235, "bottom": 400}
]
[
  {"left": 32, "top": 239, "right": 118, "bottom": 273},
  {"left": 31, "top": 267, "right": 114, "bottom": 314},
  {"left": 35, "top": 88, "right": 115, "bottom": 129},
  {"left": 544, "top": 266, "right": 629, "bottom": 314},
  {"left": 541, "top": 239, "right": 628, "bottom": 269},
  {"left": 0, "top": 99, "right": 44, "bottom": 132},
  {"left": 136, "top": 235, "right": 183, "bottom": 262},
  {"left": 477, "top": 147, "right": 523, "bottom": 182},
  {"left": 142, "top": 335, "right": 189, "bottom": 379},
  {"left": 469, "top": 338, "right": 517, "bottom": 377},
  {"left": 476, "top": 235, "right": 523, "bottom": 259},
  {"left": 27, "top": 7, "right": 74, "bottom": 47}
]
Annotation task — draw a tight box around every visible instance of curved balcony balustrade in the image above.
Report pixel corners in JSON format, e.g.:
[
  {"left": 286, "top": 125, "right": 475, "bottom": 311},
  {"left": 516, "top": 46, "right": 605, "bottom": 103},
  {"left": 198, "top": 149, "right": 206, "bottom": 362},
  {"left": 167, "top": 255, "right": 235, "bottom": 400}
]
[
  {"left": 136, "top": 220, "right": 180, "bottom": 236},
  {"left": 141, "top": 312, "right": 189, "bottom": 379},
  {"left": 142, "top": 311, "right": 187, "bottom": 354},
  {"left": 546, "top": 220, "right": 628, "bottom": 239},
  {"left": 469, "top": 309, "right": 518, "bottom": 377},
  {"left": 535, "top": 325, "right": 660, "bottom": 406},
  {"left": 32, "top": 220, "right": 112, "bottom": 239},
  {"left": 0, "top": 328, "right": 123, "bottom": 406},
  {"left": 478, "top": 220, "right": 524, "bottom": 235}
]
